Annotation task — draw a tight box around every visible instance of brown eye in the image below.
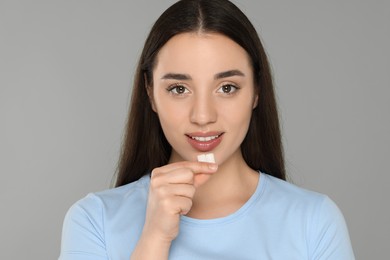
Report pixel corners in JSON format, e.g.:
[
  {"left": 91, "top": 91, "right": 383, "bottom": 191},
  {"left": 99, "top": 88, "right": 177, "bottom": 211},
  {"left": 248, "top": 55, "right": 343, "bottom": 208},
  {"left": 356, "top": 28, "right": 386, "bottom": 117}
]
[
  {"left": 217, "top": 84, "right": 239, "bottom": 94},
  {"left": 168, "top": 85, "right": 189, "bottom": 95},
  {"left": 176, "top": 86, "right": 186, "bottom": 94}
]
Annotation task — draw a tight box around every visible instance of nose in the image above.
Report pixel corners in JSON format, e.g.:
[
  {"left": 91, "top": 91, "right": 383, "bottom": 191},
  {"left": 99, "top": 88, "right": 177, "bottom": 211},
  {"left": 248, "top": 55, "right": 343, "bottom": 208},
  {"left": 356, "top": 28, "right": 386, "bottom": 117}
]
[{"left": 189, "top": 94, "right": 217, "bottom": 126}]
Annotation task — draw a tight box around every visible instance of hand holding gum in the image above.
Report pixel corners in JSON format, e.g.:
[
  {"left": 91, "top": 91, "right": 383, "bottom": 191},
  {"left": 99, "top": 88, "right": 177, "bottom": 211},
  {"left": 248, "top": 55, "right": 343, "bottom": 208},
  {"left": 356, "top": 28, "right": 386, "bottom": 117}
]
[{"left": 197, "top": 153, "right": 215, "bottom": 163}]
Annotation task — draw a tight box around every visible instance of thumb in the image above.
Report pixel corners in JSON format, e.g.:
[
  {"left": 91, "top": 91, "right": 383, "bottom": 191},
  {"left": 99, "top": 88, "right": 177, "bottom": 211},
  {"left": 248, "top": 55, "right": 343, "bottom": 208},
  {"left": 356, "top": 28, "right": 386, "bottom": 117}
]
[{"left": 193, "top": 163, "right": 218, "bottom": 188}]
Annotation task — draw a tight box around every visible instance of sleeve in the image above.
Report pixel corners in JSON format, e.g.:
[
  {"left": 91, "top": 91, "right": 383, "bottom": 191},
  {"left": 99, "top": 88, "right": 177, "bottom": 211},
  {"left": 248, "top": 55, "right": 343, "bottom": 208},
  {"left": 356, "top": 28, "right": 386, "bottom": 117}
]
[
  {"left": 59, "top": 194, "right": 109, "bottom": 260},
  {"left": 308, "top": 196, "right": 355, "bottom": 260}
]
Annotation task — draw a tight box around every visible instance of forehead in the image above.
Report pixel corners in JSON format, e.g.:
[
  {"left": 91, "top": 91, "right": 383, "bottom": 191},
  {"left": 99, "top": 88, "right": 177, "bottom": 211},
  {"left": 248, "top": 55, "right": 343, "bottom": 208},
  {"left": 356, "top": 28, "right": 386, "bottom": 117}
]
[{"left": 154, "top": 32, "right": 252, "bottom": 77}]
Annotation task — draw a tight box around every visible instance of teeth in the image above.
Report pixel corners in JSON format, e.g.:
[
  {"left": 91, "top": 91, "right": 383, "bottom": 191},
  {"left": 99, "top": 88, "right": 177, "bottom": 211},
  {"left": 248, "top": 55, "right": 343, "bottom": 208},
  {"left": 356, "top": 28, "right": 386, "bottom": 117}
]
[{"left": 191, "top": 135, "right": 219, "bottom": 142}]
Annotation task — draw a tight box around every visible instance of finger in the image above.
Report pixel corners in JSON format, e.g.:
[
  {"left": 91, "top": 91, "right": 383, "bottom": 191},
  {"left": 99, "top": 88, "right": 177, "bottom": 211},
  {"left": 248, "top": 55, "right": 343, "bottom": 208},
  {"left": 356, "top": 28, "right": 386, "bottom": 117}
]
[
  {"left": 158, "top": 168, "right": 212, "bottom": 189},
  {"left": 151, "top": 162, "right": 218, "bottom": 187},
  {"left": 153, "top": 161, "right": 218, "bottom": 176},
  {"left": 193, "top": 173, "right": 212, "bottom": 188},
  {"left": 171, "top": 183, "right": 196, "bottom": 199},
  {"left": 171, "top": 196, "right": 193, "bottom": 216},
  {"left": 151, "top": 168, "right": 195, "bottom": 187},
  {"left": 155, "top": 183, "right": 196, "bottom": 199}
]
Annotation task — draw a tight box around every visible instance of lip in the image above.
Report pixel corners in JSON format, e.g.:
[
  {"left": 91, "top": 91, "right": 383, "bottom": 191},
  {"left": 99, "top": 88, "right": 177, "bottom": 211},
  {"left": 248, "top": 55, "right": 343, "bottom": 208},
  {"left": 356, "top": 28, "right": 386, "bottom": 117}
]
[{"left": 186, "top": 132, "right": 224, "bottom": 152}]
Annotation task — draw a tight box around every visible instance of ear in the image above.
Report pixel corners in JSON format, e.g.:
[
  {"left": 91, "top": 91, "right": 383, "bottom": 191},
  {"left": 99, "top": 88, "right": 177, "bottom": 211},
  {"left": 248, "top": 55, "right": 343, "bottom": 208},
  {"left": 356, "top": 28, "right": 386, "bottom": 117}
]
[{"left": 144, "top": 73, "right": 157, "bottom": 112}]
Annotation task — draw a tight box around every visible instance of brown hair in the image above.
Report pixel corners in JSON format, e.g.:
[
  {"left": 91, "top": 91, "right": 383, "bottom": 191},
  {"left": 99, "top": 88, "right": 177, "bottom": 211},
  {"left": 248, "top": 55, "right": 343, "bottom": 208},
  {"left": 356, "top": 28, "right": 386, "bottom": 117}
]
[{"left": 115, "top": 0, "right": 285, "bottom": 187}]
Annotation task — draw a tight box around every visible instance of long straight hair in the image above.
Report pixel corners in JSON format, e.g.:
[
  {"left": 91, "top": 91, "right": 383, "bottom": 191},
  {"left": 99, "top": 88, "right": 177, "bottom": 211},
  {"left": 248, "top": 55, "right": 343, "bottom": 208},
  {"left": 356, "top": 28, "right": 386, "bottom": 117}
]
[{"left": 115, "top": 0, "right": 285, "bottom": 187}]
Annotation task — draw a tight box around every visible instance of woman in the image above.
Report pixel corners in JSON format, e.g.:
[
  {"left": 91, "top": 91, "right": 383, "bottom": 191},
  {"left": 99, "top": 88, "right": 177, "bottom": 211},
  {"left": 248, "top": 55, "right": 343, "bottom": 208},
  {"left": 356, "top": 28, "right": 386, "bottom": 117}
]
[{"left": 59, "top": 0, "right": 355, "bottom": 259}]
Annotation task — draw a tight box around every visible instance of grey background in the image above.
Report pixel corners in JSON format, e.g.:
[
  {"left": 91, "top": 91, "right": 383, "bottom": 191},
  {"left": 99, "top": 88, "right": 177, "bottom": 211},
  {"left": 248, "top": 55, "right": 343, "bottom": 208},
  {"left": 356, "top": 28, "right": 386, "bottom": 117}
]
[{"left": 1, "top": 0, "right": 389, "bottom": 259}]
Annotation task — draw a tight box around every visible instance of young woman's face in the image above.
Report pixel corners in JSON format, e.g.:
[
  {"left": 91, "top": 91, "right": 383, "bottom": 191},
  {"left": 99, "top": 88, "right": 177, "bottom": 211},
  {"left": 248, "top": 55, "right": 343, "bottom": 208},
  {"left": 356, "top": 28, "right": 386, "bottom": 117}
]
[{"left": 150, "top": 32, "right": 258, "bottom": 165}]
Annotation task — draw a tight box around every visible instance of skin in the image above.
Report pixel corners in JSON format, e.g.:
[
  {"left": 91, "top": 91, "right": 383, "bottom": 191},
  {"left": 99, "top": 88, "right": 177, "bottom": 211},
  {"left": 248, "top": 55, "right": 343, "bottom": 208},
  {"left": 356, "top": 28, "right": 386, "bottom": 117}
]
[{"left": 131, "top": 32, "right": 259, "bottom": 259}]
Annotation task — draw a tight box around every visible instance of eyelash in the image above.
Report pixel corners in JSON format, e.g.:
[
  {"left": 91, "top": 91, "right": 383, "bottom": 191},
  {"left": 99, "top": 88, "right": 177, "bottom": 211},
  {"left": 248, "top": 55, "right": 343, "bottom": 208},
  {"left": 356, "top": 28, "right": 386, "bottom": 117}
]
[
  {"left": 217, "top": 84, "right": 240, "bottom": 95},
  {"left": 166, "top": 83, "right": 240, "bottom": 96},
  {"left": 166, "top": 84, "right": 189, "bottom": 95}
]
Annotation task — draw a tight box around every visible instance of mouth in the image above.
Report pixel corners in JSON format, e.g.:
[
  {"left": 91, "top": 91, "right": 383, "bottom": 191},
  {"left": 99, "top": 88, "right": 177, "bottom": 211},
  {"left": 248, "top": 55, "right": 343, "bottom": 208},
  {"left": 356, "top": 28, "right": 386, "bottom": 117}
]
[
  {"left": 189, "top": 134, "right": 222, "bottom": 142},
  {"left": 186, "top": 132, "right": 224, "bottom": 152}
]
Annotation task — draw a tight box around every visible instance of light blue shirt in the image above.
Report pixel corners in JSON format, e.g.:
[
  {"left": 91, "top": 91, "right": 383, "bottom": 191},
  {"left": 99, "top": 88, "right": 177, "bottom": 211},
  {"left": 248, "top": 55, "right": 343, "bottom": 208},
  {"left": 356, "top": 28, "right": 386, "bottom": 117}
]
[{"left": 59, "top": 173, "right": 355, "bottom": 259}]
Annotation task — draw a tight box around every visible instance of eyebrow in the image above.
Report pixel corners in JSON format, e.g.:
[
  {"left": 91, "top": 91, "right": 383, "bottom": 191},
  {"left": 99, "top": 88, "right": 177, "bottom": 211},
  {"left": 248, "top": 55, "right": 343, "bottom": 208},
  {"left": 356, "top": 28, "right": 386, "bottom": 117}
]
[
  {"left": 214, "top": 69, "right": 245, "bottom": 79},
  {"left": 160, "top": 69, "right": 245, "bottom": 81},
  {"left": 161, "top": 73, "right": 192, "bottom": 80}
]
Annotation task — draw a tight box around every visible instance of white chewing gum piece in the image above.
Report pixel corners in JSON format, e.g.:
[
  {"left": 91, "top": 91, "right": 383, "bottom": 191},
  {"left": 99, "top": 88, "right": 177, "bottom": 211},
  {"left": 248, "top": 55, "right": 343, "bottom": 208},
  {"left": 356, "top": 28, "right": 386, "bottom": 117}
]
[
  {"left": 205, "top": 153, "right": 215, "bottom": 163},
  {"left": 197, "top": 154, "right": 207, "bottom": 162},
  {"left": 197, "top": 153, "right": 215, "bottom": 163}
]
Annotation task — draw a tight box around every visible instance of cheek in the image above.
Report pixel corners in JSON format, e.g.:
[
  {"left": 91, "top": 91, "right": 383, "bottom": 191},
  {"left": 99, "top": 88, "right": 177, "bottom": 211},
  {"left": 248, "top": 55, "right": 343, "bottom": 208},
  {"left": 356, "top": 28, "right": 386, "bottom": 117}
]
[
  {"left": 226, "top": 109, "right": 252, "bottom": 133},
  {"left": 219, "top": 98, "right": 253, "bottom": 124},
  {"left": 155, "top": 101, "right": 188, "bottom": 134}
]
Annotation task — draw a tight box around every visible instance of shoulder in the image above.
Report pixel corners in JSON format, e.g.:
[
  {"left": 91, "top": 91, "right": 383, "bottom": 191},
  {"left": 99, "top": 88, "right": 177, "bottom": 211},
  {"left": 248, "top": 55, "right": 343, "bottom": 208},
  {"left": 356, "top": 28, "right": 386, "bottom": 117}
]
[
  {"left": 262, "top": 173, "right": 346, "bottom": 226},
  {"left": 60, "top": 175, "right": 151, "bottom": 258},
  {"left": 71, "top": 175, "right": 150, "bottom": 215},
  {"left": 262, "top": 173, "right": 327, "bottom": 205},
  {"left": 62, "top": 175, "right": 150, "bottom": 234},
  {"left": 261, "top": 174, "right": 355, "bottom": 259},
  {"left": 94, "top": 175, "right": 150, "bottom": 205},
  {"left": 260, "top": 173, "right": 347, "bottom": 237}
]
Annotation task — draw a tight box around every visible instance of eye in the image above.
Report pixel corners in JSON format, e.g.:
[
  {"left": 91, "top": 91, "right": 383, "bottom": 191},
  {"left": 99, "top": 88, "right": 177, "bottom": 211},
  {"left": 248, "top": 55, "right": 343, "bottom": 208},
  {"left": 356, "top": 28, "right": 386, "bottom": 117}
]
[
  {"left": 167, "top": 84, "right": 190, "bottom": 95},
  {"left": 217, "top": 84, "right": 239, "bottom": 94}
]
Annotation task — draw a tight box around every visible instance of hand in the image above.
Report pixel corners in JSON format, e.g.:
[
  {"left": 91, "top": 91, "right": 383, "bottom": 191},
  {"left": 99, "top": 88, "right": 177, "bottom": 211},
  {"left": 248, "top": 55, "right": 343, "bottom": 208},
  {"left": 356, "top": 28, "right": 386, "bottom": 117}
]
[{"left": 142, "top": 161, "right": 218, "bottom": 243}]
